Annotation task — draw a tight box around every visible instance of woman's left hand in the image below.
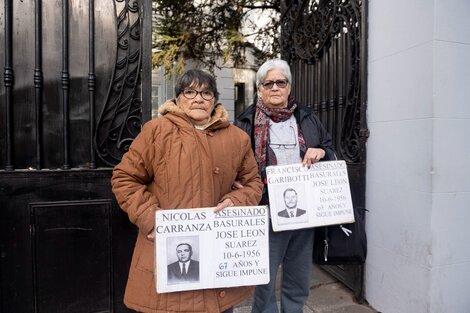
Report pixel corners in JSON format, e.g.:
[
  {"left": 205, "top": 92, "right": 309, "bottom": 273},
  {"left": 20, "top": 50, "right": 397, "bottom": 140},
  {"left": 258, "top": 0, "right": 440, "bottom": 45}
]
[
  {"left": 302, "top": 147, "right": 326, "bottom": 168},
  {"left": 214, "top": 198, "right": 234, "bottom": 212},
  {"left": 146, "top": 228, "right": 155, "bottom": 242}
]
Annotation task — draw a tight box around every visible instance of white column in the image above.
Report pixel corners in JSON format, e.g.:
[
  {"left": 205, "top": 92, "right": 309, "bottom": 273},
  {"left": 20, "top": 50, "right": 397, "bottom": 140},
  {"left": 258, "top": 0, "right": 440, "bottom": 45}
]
[{"left": 366, "top": 0, "right": 470, "bottom": 312}]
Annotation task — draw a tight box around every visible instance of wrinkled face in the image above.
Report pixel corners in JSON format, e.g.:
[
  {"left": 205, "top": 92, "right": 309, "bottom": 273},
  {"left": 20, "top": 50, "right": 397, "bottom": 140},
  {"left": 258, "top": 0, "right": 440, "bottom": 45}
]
[
  {"left": 176, "top": 83, "right": 216, "bottom": 126},
  {"left": 176, "top": 244, "right": 192, "bottom": 262},
  {"left": 284, "top": 190, "right": 298, "bottom": 209},
  {"left": 258, "top": 68, "right": 291, "bottom": 109}
]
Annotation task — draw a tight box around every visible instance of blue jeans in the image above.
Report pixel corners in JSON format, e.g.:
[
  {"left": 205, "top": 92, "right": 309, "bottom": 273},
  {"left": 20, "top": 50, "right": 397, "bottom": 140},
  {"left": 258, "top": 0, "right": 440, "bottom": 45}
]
[{"left": 251, "top": 227, "right": 314, "bottom": 313}]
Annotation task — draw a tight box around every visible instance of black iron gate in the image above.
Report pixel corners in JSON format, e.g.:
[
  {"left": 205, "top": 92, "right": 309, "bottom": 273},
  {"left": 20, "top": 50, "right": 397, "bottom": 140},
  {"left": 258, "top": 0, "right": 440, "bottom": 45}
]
[
  {"left": 281, "top": 0, "right": 369, "bottom": 301},
  {"left": 2, "top": 0, "right": 368, "bottom": 310},
  {"left": 0, "top": 0, "right": 152, "bottom": 312}
]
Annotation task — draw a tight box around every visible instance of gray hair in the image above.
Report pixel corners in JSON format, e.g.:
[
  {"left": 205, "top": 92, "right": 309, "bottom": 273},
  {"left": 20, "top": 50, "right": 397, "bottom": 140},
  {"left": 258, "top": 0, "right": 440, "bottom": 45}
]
[{"left": 256, "top": 59, "right": 292, "bottom": 86}]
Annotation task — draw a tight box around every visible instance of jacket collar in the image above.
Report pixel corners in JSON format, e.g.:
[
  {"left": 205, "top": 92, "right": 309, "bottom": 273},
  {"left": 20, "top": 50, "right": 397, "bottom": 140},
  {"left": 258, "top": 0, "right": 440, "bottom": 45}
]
[
  {"left": 237, "top": 103, "right": 256, "bottom": 124},
  {"left": 158, "top": 99, "right": 230, "bottom": 130}
]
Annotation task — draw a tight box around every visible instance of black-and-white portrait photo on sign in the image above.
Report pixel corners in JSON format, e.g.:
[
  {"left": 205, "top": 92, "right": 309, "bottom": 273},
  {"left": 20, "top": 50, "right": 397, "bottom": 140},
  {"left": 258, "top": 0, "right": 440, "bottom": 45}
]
[
  {"left": 274, "top": 184, "right": 309, "bottom": 225},
  {"left": 166, "top": 236, "right": 200, "bottom": 285}
]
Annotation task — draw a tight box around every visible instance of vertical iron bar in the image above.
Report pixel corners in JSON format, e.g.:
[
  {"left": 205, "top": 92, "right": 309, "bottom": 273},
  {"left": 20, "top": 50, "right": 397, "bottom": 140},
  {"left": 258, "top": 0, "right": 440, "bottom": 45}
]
[
  {"left": 305, "top": 61, "right": 310, "bottom": 107},
  {"left": 308, "top": 63, "right": 314, "bottom": 108},
  {"left": 337, "top": 34, "right": 345, "bottom": 154},
  {"left": 304, "top": 60, "right": 312, "bottom": 108},
  {"left": 314, "top": 59, "right": 319, "bottom": 115},
  {"left": 298, "top": 60, "right": 302, "bottom": 101},
  {"left": 360, "top": 0, "right": 369, "bottom": 155},
  {"left": 292, "top": 60, "right": 297, "bottom": 96},
  {"left": 141, "top": 0, "right": 153, "bottom": 123},
  {"left": 357, "top": 0, "right": 369, "bottom": 301},
  {"left": 343, "top": 33, "right": 350, "bottom": 157},
  {"left": 345, "top": 35, "right": 351, "bottom": 97},
  {"left": 298, "top": 60, "right": 302, "bottom": 100},
  {"left": 302, "top": 61, "right": 308, "bottom": 105},
  {"left": 107, "top": 203, "right": 114, "bottom": 312},
  {"left": 88, "top": 0, "right": 96, "bottom": 169},
  {"left": 62, "top": 0, "right": 70, "bottom": 169},
  {"left": 295, "top": 58, "right": 305, "bottom": 102},
  {"left": 320, "top": 51, "right": 328, "bottom": 124},
  {"left": 3, "top": 0, "right": 14, "bottom": 171},
  {"left": 30, "top": 208, "right": 38, "bottom": 313},
  {"left": 328, "top": 40, "right": 336, "bottom": 139},
  {"left": 34, "top": 0, "right": 44, "bottom": 170}
]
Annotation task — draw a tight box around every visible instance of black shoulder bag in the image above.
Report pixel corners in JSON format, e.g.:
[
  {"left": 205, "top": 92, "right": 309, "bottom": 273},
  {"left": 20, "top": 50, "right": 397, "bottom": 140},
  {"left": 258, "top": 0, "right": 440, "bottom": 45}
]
[{"left": 313, "top": 207, "right": 367, "bottom": 265}]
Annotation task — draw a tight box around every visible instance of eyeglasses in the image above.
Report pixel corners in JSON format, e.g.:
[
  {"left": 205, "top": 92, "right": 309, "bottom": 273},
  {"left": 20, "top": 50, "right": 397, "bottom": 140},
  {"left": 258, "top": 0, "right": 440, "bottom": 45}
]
[
  {"left": 260, "top": 79, "right": 289, "bottom": 89},
  {"left": 182, "top": 89, "right": 215, "bottom": 101},
  {"left": 269, "top": 125, "right": 297, "bottom": 149}
]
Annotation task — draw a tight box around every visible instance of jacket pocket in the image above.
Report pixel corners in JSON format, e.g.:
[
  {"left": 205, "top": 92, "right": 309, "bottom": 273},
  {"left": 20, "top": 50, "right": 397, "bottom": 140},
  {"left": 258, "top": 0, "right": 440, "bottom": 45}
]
[{"left": 135, "top": 237, "right": 155, "bottom": 273}]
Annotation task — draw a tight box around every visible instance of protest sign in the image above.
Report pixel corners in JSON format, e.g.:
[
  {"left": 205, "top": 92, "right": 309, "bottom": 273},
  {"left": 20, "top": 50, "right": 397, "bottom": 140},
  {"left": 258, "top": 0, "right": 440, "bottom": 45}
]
[
  {"left": 155, "top": 206, "right": 270, "bottom": 293},
  {"left": 266, "top": 160, "right": 354, "bottom": 232}
]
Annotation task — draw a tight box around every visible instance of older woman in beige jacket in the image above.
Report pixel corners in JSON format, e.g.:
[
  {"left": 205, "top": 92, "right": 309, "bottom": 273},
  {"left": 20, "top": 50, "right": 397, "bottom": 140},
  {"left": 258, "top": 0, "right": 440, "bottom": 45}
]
[{"left": 112, "top": 69, "right": 263, "bottom": 313}]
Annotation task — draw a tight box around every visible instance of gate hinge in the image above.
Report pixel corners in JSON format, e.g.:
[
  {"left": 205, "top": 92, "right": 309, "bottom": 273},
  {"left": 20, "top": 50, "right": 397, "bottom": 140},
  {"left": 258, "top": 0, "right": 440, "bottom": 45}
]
[{"left": 359, "top": 128, "right": 370, "bottom": 139}]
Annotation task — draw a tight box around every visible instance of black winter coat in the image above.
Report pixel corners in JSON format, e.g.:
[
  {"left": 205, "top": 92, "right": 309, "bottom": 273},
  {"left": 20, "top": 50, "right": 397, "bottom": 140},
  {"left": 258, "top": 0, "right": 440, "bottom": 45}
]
[{"left": 234, "top": 101, "right": 337, "bottom": 205}]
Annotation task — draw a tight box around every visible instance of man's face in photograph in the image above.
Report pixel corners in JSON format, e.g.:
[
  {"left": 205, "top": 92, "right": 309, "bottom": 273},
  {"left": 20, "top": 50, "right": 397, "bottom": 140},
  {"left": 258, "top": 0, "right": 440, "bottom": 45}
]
[
  {"left": 284, "top": 190, "right": 297, "bottom": 209},
  {"left": 176, "top": 244, "right": 192, "bottom": 262}
]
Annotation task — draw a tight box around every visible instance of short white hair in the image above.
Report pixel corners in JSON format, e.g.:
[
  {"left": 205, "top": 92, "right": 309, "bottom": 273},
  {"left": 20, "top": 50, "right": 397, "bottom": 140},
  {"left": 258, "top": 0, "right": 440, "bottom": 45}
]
[{"left": 256, "top": 59, "right": 292, "bottom": 86}]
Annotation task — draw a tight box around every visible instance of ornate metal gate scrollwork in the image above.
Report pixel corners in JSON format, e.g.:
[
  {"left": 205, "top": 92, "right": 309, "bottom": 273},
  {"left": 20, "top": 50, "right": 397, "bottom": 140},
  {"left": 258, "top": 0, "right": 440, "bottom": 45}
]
[
  {"left": 1, "top": 0, "right": 152, "bottom": 311},
  {"left": 280, "top": 0, "right": 368, "bottom": 301},
  {"left": 95, "top": 0, "right": 143, "bottom": 167},
  {"left": 281, "top": 0, "right": 367, "bottom": 164}
]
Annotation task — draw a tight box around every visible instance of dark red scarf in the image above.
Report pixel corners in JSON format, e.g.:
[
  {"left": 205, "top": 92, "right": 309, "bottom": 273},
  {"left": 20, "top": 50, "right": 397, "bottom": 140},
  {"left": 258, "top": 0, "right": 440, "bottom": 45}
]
[{"left": 253, "top": 98, "right": 306, "bottom": 204}]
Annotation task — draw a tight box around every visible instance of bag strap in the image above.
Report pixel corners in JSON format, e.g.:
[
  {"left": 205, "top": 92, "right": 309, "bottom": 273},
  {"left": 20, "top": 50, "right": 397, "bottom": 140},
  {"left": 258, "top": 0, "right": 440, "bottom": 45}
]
[{"left": 322, "top": 226, "right": 329, "bottom": 262}]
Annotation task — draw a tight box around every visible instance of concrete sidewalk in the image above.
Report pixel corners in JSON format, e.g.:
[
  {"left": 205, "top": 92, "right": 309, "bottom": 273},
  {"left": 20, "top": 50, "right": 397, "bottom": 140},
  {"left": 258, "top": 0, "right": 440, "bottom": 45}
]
[{"left": 234, "top": 264, "right": 378, "bottom": 313}]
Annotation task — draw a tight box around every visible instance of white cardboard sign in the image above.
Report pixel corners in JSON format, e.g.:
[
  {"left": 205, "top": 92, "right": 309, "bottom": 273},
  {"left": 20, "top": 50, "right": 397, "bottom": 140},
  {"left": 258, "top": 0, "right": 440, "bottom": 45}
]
[
  {"left": 154, "top": 206, "right": 270, "bottom": 293},
  {"left": 266, "top": 160, "right": 354, "bottom": 232}
]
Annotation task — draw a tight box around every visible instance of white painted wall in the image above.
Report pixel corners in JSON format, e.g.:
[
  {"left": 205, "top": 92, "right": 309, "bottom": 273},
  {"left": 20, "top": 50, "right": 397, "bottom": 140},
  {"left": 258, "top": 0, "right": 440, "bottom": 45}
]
[
  {"left": 214, "top": 66, "right": 236, "bottom": 121},
  {"left": 429, "top": 1, "right": 470, "bottom": 311},
  {"left": 366, "top": 0, "right": 470, "bottom": 312}
]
